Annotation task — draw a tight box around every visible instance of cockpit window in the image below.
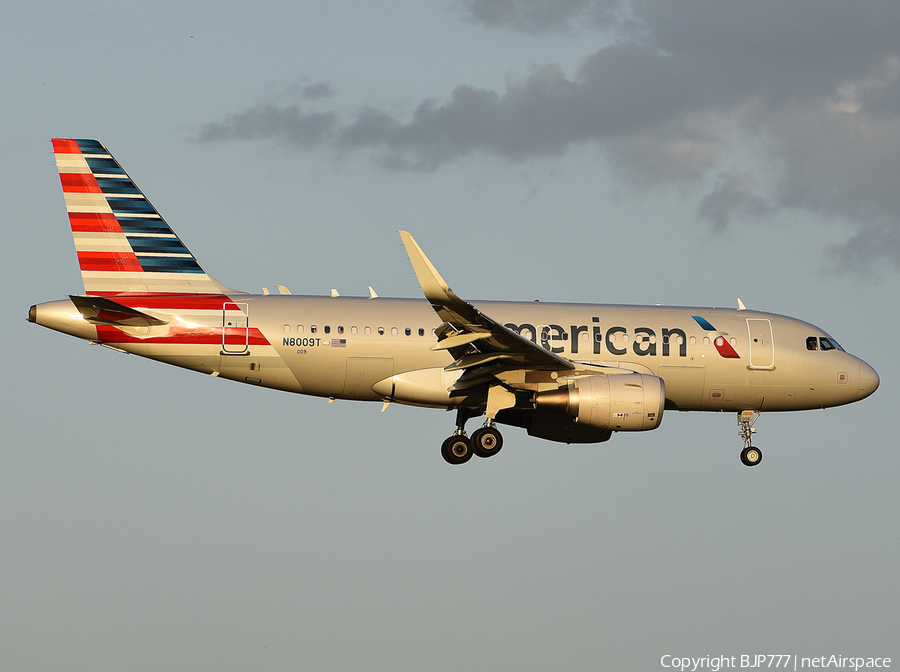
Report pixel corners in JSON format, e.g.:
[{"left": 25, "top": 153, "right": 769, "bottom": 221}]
[{"left": 808, "top": 336, "right": 845, "bottom": 352}]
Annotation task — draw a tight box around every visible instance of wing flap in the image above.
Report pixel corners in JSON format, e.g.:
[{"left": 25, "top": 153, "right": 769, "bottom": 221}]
[
  {"left": 430, "top": 331, "right": 490, "bottom": 351},
  {"left": 445, "top": 352, "right": 520, "bottom": 372}
]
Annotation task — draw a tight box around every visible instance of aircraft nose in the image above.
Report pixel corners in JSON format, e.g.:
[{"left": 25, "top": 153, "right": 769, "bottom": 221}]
[{"left": 857, "top": 360, "right": 879, "bottom": 400}]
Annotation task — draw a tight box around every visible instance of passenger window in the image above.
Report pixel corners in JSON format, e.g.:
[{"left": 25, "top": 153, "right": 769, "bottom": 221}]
[
  {"left": 391, "top": 327, "right": 399, "bottom": 336},
  {"left": 364, "top": 327, "right": 371, "bottom": 335},
  {"left": 807, "top": 337, "right": 818, "bottom": 351},
  {"left": 378, "top": 327, "right": 384, "bottom": 335},
  {"left": 310, "top": 325, "right": 317, "bottom": 334},
  {"left": 338, "top": 326, "right": 344, "bottom": 335},
  {"left": 283, "top": 324, "right": 290, "bottom": 333},
  {"left": 418, "top": 328, "right": 425, "bottom": 337},
  {"left": 351, "top": 326, "right": 358, "bottom": 335},
  {"left": 297, "top": 325, "right": 304, "bottom": 334},
  {"left": 324, "top": 325, "right": 331, "bottom": 334},
  {"left": 405, "top": 327, "right": 411, "bottom": 336}
]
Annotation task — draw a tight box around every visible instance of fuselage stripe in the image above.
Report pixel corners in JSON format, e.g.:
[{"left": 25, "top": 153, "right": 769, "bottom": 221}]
[{"left": 95, "top": 325, "right": 271, "bottom": 346}]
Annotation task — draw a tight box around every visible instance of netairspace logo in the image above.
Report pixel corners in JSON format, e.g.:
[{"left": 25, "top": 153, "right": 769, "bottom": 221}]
[{"left": 659, "top": 654, "right": 891, "bottom": 672}]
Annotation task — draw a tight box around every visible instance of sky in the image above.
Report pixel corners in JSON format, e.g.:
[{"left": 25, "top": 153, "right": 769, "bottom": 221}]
[{"left": 2, "top": 1, "right": 898, "bottom": 670}]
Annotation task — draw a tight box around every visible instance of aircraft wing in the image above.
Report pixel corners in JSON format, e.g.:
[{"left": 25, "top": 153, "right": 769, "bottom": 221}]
[{"left": 400, "top": 231, "right": 574, "bottom": 390}]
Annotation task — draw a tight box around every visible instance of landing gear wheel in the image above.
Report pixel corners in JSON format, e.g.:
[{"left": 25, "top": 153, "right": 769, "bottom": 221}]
[
  {"left": 740, "top": 446, "right": 763, "bottom": 467},
  {"left": 441, "top": 435, "right": 473, "bottom": 465},
  {"left": 471, "top": 426, "right": 503, "bottom": 458}
]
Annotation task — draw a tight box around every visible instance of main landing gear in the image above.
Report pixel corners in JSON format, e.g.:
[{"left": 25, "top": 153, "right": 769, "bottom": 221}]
[
  {"left": 440, "top": 408, "right": 504, "bottom": 465},
  {"left": 738, "top": 410, "right": 763, "bottom": 467}
]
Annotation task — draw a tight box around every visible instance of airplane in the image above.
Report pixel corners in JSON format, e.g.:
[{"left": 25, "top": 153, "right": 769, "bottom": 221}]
[{"left": 29, "top": 139, "right": 880, "bottom": 466}]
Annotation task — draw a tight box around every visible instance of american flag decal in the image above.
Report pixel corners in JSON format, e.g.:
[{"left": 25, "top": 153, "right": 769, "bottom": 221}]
[{"left": 331, "top": 339, "right": 347, "bottom": 348}]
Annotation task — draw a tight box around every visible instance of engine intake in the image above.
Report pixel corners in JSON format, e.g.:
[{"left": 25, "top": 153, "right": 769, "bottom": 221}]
[{"left": 533, "top": 373, "right": 665, "bottom": 432}]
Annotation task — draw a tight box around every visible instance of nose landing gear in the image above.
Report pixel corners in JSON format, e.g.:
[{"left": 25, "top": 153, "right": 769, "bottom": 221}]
[{"left": 738, "top": 410, "right": 762, "bottom": 467}]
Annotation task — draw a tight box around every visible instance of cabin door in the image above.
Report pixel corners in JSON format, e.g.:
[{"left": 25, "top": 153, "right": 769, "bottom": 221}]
[
  {"left": 747, "top": 319, "right": 774, "bottom": 369},
  {"left": 222, "top": 302, "right": 249, "bottom": 354}
]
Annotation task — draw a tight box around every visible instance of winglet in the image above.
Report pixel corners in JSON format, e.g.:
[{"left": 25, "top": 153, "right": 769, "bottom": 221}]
[
  {"left": 737, "top": 298, "right": 746, "bottom": 310},
  {"left": 399, "top": 231, "right": 462, "bottom": 305}
]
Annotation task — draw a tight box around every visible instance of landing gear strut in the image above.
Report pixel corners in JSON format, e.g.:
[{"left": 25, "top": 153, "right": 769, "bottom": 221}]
[
  {"left": 440, "top": 408, "right": 504, "bottom": 465},
  {"left": 738, "top": 410, "right": 763, "bottom": 467}
]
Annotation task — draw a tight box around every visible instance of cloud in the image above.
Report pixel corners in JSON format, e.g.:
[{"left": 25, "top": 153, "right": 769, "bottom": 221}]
[
  {"left": 198, "top": 104, "right": 336, "bottom": 147},
  {"left": 297, "top": 81, "right": 336, "bottom": 101},
  {"left": 199, "top": 0, "right": 900, "bottom": 272},
  {"left": 826, "top": 226, "right": 900, "bottom": 278},
  {"left": 696, "top": 173, "right": 776, "bottom": 232},
  {"left": 451, "top": 0, "right": 627, "bottom": 34}
]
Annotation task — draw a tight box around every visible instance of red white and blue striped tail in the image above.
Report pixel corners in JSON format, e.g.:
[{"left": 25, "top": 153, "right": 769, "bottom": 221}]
[{"left": 52, "top": 138, "right": 241, "bottom": 296}]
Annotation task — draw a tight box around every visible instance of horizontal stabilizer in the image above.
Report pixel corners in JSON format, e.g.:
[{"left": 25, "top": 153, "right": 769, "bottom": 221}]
[{"left": 69, "top": 295, "right": 168, "bottom": 327}]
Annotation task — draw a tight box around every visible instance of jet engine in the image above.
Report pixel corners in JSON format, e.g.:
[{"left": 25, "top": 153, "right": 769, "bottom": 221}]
[{"left": 533, "top": 373, "right": 665, "bottom": 432}]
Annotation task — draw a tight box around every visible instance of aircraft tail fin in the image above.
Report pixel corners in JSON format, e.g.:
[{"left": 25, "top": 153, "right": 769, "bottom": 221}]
[{"left": 52, "top": 138, "right": 241, "bottom": 296}]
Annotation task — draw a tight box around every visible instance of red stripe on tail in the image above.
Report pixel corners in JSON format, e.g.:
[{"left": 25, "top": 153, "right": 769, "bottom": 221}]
[
  {"left": 59, "top": 173, "right": 102, "bottom": 193},
  {"left": 68, "top": 213, "right": 122, "bottom": 233},
  {"left": 77, "top": 251, "right": 143, "bottom": 273},
  {"left": 51, "top": 139, "right": 82, "bottom": 153}
]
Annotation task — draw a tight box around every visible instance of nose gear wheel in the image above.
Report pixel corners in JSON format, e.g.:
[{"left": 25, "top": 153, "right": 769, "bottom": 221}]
[{"left": 737, "top": 411, "right": 763, "bottom": 467}]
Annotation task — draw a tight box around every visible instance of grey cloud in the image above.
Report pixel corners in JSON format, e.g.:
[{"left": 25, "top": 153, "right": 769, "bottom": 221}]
[
  {"left": 825, "top": 226, "right": 900, "bottom": 277},
  {"left": 451, "top": 0, "right": 626, "bottom": 33},
  {"left": 200, "top": 0, "right": 900, "bottom": 272},
  {"left": 696, "top": 173, "right": 776, "bottom": 232},
  {"left": 338, "top": 46, "right": 707, "bottom": 169},
  {"left": 298, "top": 81, "right": 336, "bottom": 100},
  {"left": 198, "top": 104, "right": 336, "bottom": 147}
]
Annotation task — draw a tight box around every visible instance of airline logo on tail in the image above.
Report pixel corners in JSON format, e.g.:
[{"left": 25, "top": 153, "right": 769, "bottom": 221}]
[{"left": 52, "top": 138, "right": 234, "bottom": 296}]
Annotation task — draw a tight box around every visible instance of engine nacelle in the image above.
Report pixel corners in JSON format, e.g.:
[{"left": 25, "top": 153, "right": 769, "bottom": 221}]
[{"left": 533, "top": 373, "right": 665, "bottom": 432}]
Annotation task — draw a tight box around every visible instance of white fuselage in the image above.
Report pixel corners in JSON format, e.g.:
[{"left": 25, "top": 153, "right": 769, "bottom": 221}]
[{"left": 31, "top": 294, "right": 878, "bottom": 414}]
